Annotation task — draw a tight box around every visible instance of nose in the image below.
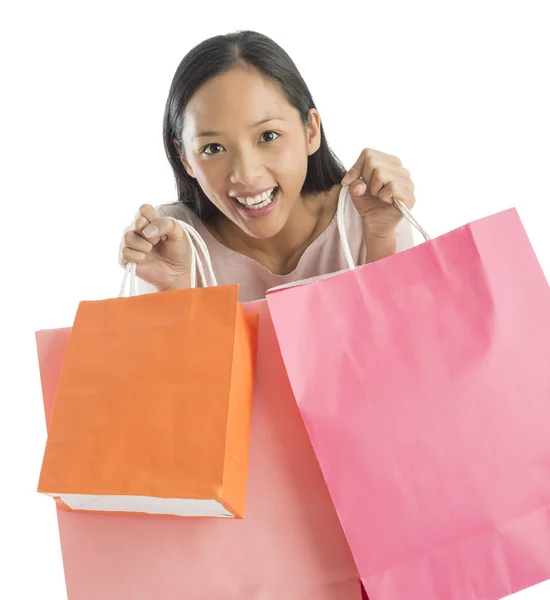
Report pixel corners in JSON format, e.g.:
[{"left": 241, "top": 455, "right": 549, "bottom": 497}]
[{"left": 229, "top": 146, "right": 264, "bottom": 186}]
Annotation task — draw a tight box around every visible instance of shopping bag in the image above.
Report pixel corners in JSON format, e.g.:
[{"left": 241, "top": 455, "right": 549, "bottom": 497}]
[
  {"left": 38, "top": 222, "right": 258, "bottom": 518},
  {"left": 267, "top": 189, "right": 550, "bottom": 600},
  {"left": 35, "top": 231, "right": 361, "bottom": 599}
]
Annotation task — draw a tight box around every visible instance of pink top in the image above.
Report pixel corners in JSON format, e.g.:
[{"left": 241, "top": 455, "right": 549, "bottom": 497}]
[{"left": 135, "top": 188, "right": 415, "bottom": 302}]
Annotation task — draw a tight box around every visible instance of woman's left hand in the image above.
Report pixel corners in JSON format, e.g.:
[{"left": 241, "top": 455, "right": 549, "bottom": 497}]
[{"left": 341, "top": 148, "right": 416, "bottom": 238}]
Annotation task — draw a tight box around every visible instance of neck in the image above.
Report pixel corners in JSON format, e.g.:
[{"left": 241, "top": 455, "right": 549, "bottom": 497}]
[{"left": 209, "top": 185, "right": 340, "bottom": 275}]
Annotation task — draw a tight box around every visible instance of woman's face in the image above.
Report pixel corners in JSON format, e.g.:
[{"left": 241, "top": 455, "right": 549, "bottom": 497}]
[{"left": 178, "top": 66, "right": 321, "bottom": 239}]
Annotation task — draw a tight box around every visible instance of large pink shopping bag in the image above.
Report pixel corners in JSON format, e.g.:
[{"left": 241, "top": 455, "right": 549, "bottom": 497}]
[
  {"left": 267, "top": 197, "right": 550, "bottom": 600},
  {"left": 36, "top": 301, "right": 361, "bottom": 599}
]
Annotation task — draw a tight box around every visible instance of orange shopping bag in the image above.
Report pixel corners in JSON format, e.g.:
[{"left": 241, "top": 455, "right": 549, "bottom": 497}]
[
  {"left": 37, "top": 223, "right": 258, "bottom": 518},
  {"left": 35, "top": 302, "right": 361, "bottom": 599}
]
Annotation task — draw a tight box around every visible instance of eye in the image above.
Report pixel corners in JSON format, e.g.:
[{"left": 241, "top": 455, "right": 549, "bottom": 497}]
[
  {"left": 201, "top": 143, "right": 224, "bottom": 156},
  {"left": 260, "top": 130, "right": 279, "bottom": 143}
]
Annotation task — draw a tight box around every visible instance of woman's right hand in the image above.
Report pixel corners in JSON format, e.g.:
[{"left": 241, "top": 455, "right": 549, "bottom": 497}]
[{"left": 119, "top": 204, "right": 193, "bottom": 291}]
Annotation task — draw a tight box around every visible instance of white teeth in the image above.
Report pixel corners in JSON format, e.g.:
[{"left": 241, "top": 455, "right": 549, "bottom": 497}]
[
  {"left": 234, "top": 187, "right": 276, "bottom": 207},
  {"left": 249, "top": 195, "right": 273, "bottom": 210}
]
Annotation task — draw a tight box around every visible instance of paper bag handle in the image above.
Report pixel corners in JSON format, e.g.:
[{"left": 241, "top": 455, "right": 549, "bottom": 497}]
[
  {"left": 337, "top": 185, "right": 432, "bottom": 271},
  {"left": 119, "top": 218, "right": 218, "bottom": 298}
]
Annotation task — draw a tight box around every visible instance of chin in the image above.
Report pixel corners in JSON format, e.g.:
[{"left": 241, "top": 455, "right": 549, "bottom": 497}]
[{"left": 240, "top": 219, "right": 286, "bottom": 240}]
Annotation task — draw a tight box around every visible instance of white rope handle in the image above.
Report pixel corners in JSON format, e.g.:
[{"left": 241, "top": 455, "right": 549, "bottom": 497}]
[
  {"left": 177, "top": 219, "right": 218, "bottom": 287},
  {"left": 119, "top": 219, "right": 217, "bottom": 298},
  {"left": 337, "top": 186, "right": 358, "bottom": 271},
  {"left": 119, "top": 262, "right": 137, "bottom": 297},
  {"left": 393, "top": 198, "right": 432, "bottom": 243},
  {"left": 337, "top": 184, "right": 432, "bottom": 270}
]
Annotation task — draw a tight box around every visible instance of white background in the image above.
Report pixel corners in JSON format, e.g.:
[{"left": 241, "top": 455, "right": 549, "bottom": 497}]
[{"left": 1, "top": 1, "right": 549, "bottom": 598}]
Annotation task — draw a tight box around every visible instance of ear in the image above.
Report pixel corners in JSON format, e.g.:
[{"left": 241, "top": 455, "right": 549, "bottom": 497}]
[
  {"left": 305, "top": 109, "right": 322, "bottom": 156},
  {"left": 173, "top": 138, "right": 196, "bottom": 178}
]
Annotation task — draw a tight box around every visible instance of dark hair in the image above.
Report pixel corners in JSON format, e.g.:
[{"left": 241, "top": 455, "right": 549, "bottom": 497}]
[{"left": 162, "top": 30, "right": 347, "bottom": 221}]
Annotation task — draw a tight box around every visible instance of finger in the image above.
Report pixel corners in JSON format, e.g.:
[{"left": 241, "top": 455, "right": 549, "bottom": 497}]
[
  {"left": 360, "top": 148, "right": 403, "bottom": 166},
  {"left": 121, "top": 247, "right": 147, "bottom": 265},
  {"left": 342, "top": 156, "right": 375, "bottom": 192},
  {"left": 355, "top": 169, "right": 410, "bottom": 198},
  {"left": 342, "top": 149, "right": 406, "bottom": 187},
  {"left": 134, "top": 215, "right": 149, "bottom": 233},
  {"left": 341, "top": 155, "right": 365, "bottom": 186},
  {"left": 139, "top": 204, "right": 161, "bottom": 224},
  {"left": 373, "top": 174, "right": 414, "bottom": 201},
  {"left": 120, "top": 209, "right": 152, "bottom": 267},
  {"left": 378, "top": 181, "right": 415, "bottom": 208},
  {"left": 142, "top": 217, "right": 185, "bottom": 243},
  {"left": 367, "top": 168, "right": 389, "bottom": 197},
  {"left": 349, "top": 180, "right": 368, "bottom": 196},
  {"left": 123, "top": 230, "right": 153, "bottom": 254}
]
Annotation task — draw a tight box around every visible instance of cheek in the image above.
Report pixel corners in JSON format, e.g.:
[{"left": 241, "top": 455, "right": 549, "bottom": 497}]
[
  {"left": 192, "top": 161, "right": 225, "bottom": 195},
  {"left": 193, "top": 162, "right": 244, "bottom": 218},
  {"left": 272, "top": 139, "right": 309, "bottom": 179}
]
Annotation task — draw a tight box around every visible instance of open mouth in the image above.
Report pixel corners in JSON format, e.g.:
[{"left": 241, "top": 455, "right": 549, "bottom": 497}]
[{"left": 231, "top": 186, "right": 279, "bottom": 211}]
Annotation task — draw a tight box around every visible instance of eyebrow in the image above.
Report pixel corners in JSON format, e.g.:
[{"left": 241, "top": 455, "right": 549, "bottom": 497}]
[{"left": 192, "top": 116, "right": 285, "bottom": 141}]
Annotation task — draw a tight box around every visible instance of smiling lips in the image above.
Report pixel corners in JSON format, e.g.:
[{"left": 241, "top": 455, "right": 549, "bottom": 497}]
[{"left": 232, "top": 187, "right": 278, "bottom": 209}]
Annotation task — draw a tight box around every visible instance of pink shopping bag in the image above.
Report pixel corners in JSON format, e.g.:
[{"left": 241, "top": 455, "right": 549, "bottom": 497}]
[
  {"left": 267, "top": 193, "right": 550, "bottom": 600},
  {"left": 36, "top": 300, "right": 361, "bottom": 599}
]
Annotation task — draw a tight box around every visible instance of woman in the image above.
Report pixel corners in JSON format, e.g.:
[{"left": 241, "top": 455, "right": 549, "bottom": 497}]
[{"left": 120, "top": 29, "right": 418, "bottom": 598}]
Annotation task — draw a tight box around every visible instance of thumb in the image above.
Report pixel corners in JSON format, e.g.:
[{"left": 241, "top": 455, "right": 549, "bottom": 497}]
[
  {"left": 142, "top": 217, "right": 186, "bottom": 244},
  {"left": 347, "top": 179, "right": 368, "bottom": 196},
  {"left": 341, "top": 157, "right": 364, "bottom": 186}
]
